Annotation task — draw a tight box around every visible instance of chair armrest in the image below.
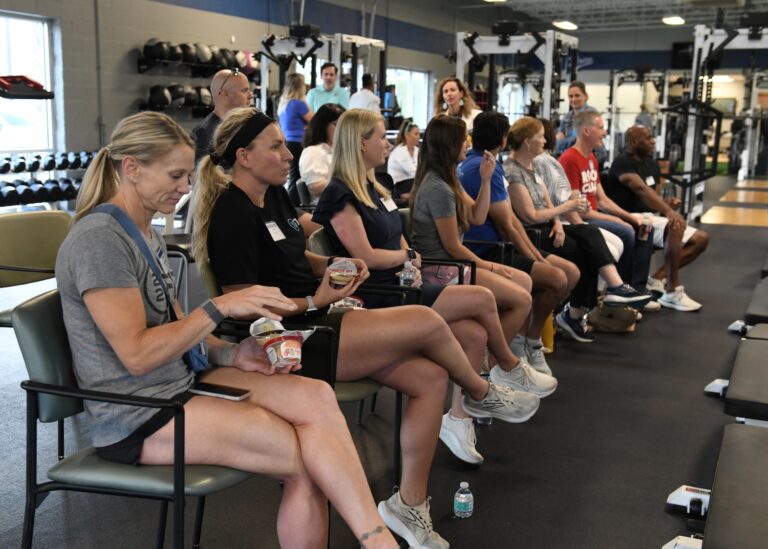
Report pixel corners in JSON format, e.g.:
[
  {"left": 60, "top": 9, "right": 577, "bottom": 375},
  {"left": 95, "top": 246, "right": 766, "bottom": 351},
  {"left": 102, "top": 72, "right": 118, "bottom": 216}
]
[
  {"left": 21, "top": 379, "right": 185, "bottom": 411},
  {"left": 357, "top": 283, "right": 421, "bottom": 305},
  {"left": 0, "top": 265, "right": 56, "bottom": 274}
]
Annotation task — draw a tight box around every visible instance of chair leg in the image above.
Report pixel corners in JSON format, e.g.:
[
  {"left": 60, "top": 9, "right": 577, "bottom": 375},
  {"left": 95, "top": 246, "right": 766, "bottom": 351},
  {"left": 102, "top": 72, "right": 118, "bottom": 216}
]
[
  {"left": 393, "top": 391, "right": 403, "bottom": 487},
  {"left": 369, "top": 392, "right": 378, "bottom": 414},
  {"left": 192, "top": 496, "right": 206, "bottom": 549},
  {"left": 21, "top": 493, "right": 36, "bottom": 549},
  {"left": 156, "top": 500, "right": 168, "bottom": 549},
  {"left": 356, "top": 399, "right": 365, "bottom": 425}
]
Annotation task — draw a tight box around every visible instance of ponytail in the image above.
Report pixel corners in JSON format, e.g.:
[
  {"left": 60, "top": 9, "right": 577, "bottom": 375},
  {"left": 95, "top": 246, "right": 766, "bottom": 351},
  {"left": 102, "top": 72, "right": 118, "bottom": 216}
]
[
  {"left": 74, "top": 148, "right": 119, "bottom": 221},
  {"left": 192, "top": 155, "right": 229, "bottom": 265}
]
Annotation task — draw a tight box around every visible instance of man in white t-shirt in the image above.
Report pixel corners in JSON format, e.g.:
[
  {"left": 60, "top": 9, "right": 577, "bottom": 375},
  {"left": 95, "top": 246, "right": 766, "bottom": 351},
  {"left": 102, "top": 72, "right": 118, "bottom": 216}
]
[{"left": 348, "top": 73, "right": 381, "bottom": 113}]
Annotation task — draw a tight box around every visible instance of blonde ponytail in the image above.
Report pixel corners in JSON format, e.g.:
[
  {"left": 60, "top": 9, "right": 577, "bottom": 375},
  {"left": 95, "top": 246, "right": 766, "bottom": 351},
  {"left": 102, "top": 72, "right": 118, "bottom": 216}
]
[
  {"left": 74, "top": 148, "right": 119, "bottom": 221},
  {"left": 192, "top": 156, "right": 229, "bottom": 264}
]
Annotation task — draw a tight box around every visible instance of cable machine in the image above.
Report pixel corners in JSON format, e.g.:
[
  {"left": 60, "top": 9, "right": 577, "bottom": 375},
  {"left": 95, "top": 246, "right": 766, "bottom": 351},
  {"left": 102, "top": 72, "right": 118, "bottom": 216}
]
[{"left": 455, "top": 27, "right": 578, "bottom": 119}]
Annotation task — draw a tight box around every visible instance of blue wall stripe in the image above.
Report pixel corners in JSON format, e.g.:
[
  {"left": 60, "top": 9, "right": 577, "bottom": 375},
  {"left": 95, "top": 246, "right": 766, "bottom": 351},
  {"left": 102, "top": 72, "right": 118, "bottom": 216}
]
[{"left": 151, "top": 1, "right": 768, "bottom": 69}]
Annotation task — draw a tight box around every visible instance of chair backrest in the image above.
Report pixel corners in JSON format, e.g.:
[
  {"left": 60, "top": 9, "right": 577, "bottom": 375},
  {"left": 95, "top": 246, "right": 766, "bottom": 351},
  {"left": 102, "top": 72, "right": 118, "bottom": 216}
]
[
  {"left": 307, "top": 227, "right": 336, "bottom": 256},
  {"left": 199, "top": 258, "right": 223, "bottom": 298},
  {"left": 0, "top": 210, "right": 71, "bottom": 287},
  {"left": 296, "top": 180, "right": 312, "bottom": 206},
  {"left": 12, "top": 289, "right": 83, "bottom": 422},
  {"left": 397, "top": 208, "right": 411, "bottom": 245}
]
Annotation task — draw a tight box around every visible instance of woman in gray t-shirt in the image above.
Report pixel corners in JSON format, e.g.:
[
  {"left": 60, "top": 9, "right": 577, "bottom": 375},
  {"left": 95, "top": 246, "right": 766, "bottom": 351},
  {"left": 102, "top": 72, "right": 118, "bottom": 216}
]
[{"left": 57, "top": 111, "right": 401, "bottom": 549}]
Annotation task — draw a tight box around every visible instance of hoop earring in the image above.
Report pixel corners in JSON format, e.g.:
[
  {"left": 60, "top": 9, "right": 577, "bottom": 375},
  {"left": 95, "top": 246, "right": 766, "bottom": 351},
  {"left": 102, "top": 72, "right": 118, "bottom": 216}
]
[{"left": 443, "top": 102, "right": 448, "bottom": 111}]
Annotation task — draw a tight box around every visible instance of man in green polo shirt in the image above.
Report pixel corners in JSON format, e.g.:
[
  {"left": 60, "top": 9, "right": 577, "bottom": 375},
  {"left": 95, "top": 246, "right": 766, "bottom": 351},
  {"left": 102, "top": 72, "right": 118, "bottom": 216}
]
[{"left": 306, "top": 62, "right": 350, "bottom": 112}]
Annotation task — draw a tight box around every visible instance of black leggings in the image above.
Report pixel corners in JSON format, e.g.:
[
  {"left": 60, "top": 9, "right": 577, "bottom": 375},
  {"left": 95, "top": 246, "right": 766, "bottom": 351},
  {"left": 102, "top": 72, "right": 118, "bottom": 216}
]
[
  {"left": 286, "top": 141, "right": 303, "bottom": 186},
  {"left": 533, "top": 223, "right": 615, "bottom": 309}
]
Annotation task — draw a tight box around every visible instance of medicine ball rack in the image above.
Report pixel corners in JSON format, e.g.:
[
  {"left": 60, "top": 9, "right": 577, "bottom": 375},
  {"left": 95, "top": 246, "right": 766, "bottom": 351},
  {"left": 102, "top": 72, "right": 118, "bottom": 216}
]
[{"left": 0, "top": 151, "right": 96, "bottom": 207}]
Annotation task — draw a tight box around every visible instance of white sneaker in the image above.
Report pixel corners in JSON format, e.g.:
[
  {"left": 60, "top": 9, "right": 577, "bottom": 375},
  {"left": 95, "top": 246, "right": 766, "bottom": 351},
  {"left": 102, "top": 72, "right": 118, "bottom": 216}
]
[
  {"left": 525, "top": 338, "right": 552, "bottom": 375},
  {"left": 462, "top": 382, "right": 540, "bottom": 423},
  {"left": 659, "top": 285, "right": 702, "bottom": 312},
  {"left": 642, "top": 300, "right": 662, "bottom": 312},
  {"left": 647, "top": 276, "right": 666, "bottom": 294},
  {"left": 509, "top": 334, "right": 526, "bottom": 359},
  {"left": 378, "top": 492, "right": 449, "bottom": 549},
  {"left": 489, "top": 359, "right": 558, "bottom": 398},
  {"left": 439, "top": 412, "right": 484, "bottom": 464}
]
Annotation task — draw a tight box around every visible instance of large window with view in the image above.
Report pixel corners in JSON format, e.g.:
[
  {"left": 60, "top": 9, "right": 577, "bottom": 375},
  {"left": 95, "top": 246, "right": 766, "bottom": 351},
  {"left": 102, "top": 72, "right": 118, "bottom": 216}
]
[
  {"left": 0, "top": 12, "right": 54, "bottom": 154},
  {"left": 386, "top": 68, "right": 429, "bottom": 129}
]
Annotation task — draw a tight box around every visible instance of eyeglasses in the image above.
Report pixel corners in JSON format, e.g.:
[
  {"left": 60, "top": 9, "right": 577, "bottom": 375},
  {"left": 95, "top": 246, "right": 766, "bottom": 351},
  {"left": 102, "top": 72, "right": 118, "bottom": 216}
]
[{"left": 218, "top": 68, "right": 240, "bottom": 96}]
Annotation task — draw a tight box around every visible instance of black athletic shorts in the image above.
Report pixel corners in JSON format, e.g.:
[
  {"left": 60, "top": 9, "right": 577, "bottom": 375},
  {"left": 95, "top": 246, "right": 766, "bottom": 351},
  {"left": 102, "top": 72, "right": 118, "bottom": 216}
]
[
  {"left": 477, "top": 245, "right": 545, "bottom": 274},
  {"left": 96, "top": 391, "right": 195, "bottom": 466}
]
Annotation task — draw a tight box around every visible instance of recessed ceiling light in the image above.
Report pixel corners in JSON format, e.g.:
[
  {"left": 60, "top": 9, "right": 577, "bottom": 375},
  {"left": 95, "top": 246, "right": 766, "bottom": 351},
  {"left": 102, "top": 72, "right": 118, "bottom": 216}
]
[
  {"left": 553, "top": 20, "right": 578, "bottom": 31},
  {"left": 708, "top": 75, "right": 733, "bottom": 83},
  {"left": 662, "top": 16, "right": 686, "bottom": 26},
  {"left": 483, "top": 0, "right": 507, "bottom": 3}
]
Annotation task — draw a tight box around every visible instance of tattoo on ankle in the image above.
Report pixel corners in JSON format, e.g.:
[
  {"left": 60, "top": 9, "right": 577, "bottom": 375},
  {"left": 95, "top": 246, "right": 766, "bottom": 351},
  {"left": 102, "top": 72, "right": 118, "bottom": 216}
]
[{"left": 359, "top": 525, "right": 386, "bottom": 545}]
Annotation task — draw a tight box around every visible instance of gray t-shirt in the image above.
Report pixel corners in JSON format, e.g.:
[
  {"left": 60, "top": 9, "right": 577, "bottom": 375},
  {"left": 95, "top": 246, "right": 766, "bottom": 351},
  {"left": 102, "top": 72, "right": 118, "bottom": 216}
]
[
  {"left": 411, "top": 170, "right": 461, "bottom": 260},
  {"left": 533, "top": 153, "right": 572, "bottom": 206},
  {"left": 504, "top": 159, "right": 549, "bottom": 211},
  {"left": 56, "top": 212, "right": 194, "bottom": 447}
]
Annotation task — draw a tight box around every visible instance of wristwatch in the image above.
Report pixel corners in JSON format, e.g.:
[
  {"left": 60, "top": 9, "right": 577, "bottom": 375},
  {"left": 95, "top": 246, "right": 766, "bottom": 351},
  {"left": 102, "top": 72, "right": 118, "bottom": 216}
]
[
  {"left": 305, "top": 295, "right": 318, "bottom": 312},
  {"left": 201, "top": 299, "right": 226, "bottom": 325},
  {"left": 406, "top": 248, "right": 417, "bottom": 260}
]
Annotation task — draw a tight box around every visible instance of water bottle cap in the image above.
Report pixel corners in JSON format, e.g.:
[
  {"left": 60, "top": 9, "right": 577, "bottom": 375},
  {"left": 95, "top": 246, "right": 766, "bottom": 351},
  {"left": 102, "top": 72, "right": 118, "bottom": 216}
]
[
  {"left": 404, "top": 260, "right": 413, "bottom": 269},
  {"left": 460, "top": 481, "right": 469, "bottom": 489}
]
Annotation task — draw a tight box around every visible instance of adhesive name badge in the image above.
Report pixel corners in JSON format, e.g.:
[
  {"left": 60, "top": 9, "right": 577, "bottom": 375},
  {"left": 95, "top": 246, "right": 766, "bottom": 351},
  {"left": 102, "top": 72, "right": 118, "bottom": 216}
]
[
  {"left": 265, "top": 221, "right": 286, "bottom": 241},
  {"left": 381, "top": 197, "right": 398, "bottom": 212},
  {"left": 588, "top": 159, "right": 595, "bottom": 171},
  {"left": 534, "top": 173, "right": 545, "bottom": 186},
  {"left": 645, "top": 175, "right": 656, "bottom": 187}
]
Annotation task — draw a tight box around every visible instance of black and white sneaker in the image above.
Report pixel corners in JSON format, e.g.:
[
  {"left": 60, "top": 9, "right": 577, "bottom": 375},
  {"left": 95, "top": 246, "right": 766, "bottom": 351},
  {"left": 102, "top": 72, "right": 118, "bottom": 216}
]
[
  {"left": 604, "top": 284, "right": 651, "bottom": 308},
  {"left": 556, "top": 306, "right": 595, "bottom": 343}
]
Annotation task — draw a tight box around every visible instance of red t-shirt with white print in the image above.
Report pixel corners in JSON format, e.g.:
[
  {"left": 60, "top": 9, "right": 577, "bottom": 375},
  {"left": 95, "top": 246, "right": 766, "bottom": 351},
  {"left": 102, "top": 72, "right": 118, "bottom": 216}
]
[{"left": 558, "top": 147, "right": 600, "bottom": 211}]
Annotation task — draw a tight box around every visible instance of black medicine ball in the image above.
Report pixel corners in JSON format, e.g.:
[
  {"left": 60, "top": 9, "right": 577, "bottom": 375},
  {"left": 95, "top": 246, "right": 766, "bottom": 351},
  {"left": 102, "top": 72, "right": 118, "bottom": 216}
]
[
  {"left": 143, "top": 38, "right": 169, "bottom": 61},
  {"left": 180, "top": 43, "right": 197, "bottom": 64},
  {"left": 148, "top": 85, "right": 172, "bottom": 108},
  {"left": 183, "top": 84, "right": 198, "bottom": 106},
  {"left": 167, "top": 83, "right": 186, "bottom": 108},
  {"left": 167, "top": 43, "right": 183, "bottom": 62}
]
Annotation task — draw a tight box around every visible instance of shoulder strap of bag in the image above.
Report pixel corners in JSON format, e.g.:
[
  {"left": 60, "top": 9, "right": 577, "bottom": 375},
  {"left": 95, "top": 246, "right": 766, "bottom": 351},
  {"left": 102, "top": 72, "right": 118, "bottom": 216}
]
[{"left": 92, "top": 204, "right": 178, "bottom": 321}]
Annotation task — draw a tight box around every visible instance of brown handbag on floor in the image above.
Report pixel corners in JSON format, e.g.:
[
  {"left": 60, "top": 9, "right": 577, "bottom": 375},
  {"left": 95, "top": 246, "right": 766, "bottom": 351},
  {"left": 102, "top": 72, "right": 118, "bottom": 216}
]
[{"left": 587, "top": 304, "right": 637, "bottom": 333}]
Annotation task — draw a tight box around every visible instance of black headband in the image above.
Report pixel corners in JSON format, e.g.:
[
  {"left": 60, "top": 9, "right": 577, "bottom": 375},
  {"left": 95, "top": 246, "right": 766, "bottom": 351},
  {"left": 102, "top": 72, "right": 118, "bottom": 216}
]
[{"left": 211, "top": 112, "right": 275, "bottom": 168}]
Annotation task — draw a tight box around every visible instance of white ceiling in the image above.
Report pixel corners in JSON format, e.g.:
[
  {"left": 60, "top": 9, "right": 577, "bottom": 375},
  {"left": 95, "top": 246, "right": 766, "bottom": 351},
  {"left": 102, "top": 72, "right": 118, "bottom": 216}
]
[{"left": 442, "top": 0, "right": 768, "bottom": 31}]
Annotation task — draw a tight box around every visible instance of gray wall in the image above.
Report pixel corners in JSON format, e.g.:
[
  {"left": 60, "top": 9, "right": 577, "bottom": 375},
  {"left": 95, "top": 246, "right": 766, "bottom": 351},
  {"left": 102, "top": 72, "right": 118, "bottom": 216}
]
[{"left": 0, "top": 0, "right": 462, "bottom": 151}]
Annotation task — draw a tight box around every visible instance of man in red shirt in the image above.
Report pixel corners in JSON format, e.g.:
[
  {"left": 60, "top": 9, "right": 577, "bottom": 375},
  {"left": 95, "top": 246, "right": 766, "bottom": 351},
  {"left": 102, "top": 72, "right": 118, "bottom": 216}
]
[{"left": 559, "top": 111, "right": 656, "bottom": 303}]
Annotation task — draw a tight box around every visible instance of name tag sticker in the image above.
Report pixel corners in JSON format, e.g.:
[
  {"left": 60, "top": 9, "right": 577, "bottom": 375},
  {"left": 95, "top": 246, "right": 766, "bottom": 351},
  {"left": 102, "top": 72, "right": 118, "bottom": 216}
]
[
  {"left": 382, "top": 197, "right": 398, "bottom": 212},
  {"left": 534, "top": 173, "right": 545, "bottom": 186},
  {"left": 645, "top": 175, "right": 656, "bottom": 187},
  {"left": 265, "top": 221, "right": 286, "bottom": 241}
]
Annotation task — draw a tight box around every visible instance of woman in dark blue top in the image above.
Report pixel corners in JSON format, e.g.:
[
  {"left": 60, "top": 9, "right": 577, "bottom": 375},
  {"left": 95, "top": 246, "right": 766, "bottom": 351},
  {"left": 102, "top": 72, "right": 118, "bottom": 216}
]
[{"left": 313, "top": 109, "right": 556, "bottom": 467}]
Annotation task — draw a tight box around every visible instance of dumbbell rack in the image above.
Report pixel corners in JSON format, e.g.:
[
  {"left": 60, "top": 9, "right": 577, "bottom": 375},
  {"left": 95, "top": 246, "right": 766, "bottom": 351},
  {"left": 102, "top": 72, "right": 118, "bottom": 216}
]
[{"left": 0, "top": 151, "right": 96, "bottom": 209}]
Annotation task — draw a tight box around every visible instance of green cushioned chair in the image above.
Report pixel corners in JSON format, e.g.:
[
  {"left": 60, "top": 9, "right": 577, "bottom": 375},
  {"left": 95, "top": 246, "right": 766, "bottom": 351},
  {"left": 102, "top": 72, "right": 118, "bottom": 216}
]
[
  {"left": 14, "top": 290, "right": 252, "bottom": 549},
  {"left": 0, "top": 210, "right": 71, "bottom": 326}
]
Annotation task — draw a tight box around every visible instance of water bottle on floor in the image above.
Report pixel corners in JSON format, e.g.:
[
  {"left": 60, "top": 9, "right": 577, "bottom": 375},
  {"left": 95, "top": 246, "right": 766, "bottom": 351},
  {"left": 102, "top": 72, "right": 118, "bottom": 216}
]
[
  {"left": 453, "top": 481, "right": 474, "bottom": 518},
  {"left": 476, "top": 371, "right": 493, "bottom": 426}
]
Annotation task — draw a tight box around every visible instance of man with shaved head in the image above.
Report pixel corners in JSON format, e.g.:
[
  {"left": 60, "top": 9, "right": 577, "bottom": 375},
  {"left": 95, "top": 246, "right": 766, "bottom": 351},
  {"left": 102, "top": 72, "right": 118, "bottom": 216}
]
[
  {"left": 604, "top": 125, "right": 709, "bottom": 311},
  {"left": 191, "top": 68, "right": 254, "bottom": 163}
]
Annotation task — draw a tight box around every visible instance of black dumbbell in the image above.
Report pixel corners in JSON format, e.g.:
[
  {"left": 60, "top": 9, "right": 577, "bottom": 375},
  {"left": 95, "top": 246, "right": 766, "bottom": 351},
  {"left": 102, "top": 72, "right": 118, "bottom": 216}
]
[
  {"left": 80, "top": 151, "right": 93, "bottom": 169},
  {"left": 13, "top": 181, "right": 34, "bottom": 203},
  {"left": 68, "top": 152, "right": 82, "bottom": 170},
  {"left": 55, "top": 152, "right": 69, "bottom": 170},
  {"left": 28, "top": 179, "right": 50, "bottom": 202},
  {"left": 44, "top": 179, "right": 64, "bottom": 201},
  {"left": 42, "top": 153, "right": 56, "bottom": 171},
  {"left": 0, "top": 156, "right": 10, "bottom": 174},
  {"left": 12, "top": 156, "right": 26, "bottom": 173},
  {"left": 27, "top": 155, "right": 41, "bottom": 172},
  {"left": 73, "top": 178, "right": 82, "bottom": 194},
  {"left": 0, "top": 183, "right": 20, "bottom": 206},
  {"left": 59, "top": 177, "right": 76, "bottom": 199}
]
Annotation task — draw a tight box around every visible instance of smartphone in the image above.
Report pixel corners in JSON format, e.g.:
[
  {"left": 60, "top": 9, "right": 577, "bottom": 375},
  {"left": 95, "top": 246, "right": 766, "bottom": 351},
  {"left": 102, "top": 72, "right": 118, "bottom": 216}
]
[{"left": 189, "top": 382, "right": 251, "bottom": 401}]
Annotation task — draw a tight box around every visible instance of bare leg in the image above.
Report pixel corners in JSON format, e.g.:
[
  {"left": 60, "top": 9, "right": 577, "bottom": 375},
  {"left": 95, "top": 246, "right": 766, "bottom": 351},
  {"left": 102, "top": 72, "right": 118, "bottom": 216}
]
[
  {"left": 653, "top": 229, "right": 709, "bottom": 290},
  {"left": 437, "top": 314, "right": 487, "bottom": 420},
  {"left": 474, "top": 269, "right": 533, "bottom": 343},
  {"left": 141, "top": 371, "right": 397, "bottom": 549},
  {"left": 527, "top": 260, "right": 570, "bottom": 339},
  {"left": 597, "top": 263, "right": 623, "bottom": 287}
]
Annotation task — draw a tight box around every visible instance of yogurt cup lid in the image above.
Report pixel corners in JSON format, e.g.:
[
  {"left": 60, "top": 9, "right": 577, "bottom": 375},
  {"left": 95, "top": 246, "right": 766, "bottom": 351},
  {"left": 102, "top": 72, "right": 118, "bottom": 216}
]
[{"left": 249, "top": 317, "right": 285, "bottom": 337}]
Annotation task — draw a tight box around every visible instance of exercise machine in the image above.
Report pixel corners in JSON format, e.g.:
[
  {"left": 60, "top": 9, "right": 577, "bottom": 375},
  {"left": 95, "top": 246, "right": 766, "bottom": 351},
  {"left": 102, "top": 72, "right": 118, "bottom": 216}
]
[
  {"left": 455, "top": 25, "right": 578, "bottom": 119},
  {"left": 668, "top": 18, "right": 768, "bottom": 220}
]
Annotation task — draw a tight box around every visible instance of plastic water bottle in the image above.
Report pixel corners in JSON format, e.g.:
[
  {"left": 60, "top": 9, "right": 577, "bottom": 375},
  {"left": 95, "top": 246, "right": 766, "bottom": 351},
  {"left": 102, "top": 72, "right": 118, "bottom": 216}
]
[
  {"left": 476, "top": 372, "right": 492, "bottom": 426},
  {"left": 453, "top": 482, "right": 474, "bottom": 518},
  {"left": 399, "top": 260, "right": 415, "bottom": 287}
]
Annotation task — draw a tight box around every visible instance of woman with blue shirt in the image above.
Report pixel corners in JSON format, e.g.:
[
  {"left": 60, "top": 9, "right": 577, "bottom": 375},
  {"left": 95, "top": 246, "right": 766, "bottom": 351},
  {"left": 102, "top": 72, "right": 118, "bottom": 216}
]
[{"left": 278, "top": 73, "right": 313, "bottom": 187}]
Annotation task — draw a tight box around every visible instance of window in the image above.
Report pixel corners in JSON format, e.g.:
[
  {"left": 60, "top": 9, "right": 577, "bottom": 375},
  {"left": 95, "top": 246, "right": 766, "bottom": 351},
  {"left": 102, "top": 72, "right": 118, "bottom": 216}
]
[
  {"left": 386, "top": 68, "right": 429, "bottom": 128},
  {"left": 0, "top": 12, "right": 54, "bottom": 154}
]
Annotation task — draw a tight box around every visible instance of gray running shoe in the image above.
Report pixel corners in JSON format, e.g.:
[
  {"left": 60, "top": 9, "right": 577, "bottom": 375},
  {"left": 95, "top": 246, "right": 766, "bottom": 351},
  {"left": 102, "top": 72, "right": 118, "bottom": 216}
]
[
  {"left": 378, "top": 491, "right": 449, "bottom": 549},
  {"left": 525, "top": 339, "right": 552, "bottom": 375},
  {"left": 462, "top": 382, "right": 540, "bottom": 423},
  {"left": 489, "top": 358, "right": 558, "bottom": 398}
]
